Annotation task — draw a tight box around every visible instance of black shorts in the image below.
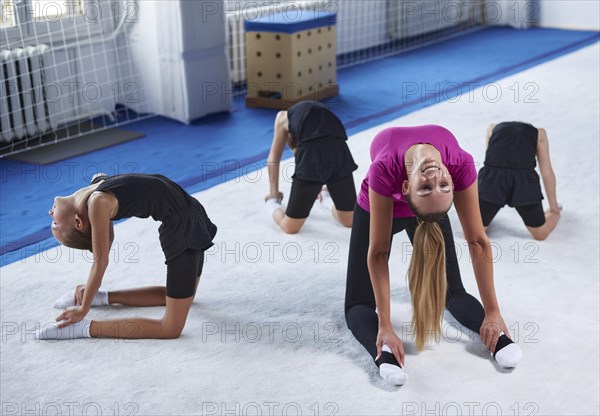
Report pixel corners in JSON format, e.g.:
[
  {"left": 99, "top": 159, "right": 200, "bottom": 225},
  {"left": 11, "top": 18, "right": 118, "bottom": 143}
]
[
  {"left": 479, "top": 200, "right": 545, "bottom": 228},
  {"left": 286, "top": 174, "right": 357, "bottom": 219},
  {"left": 166, "top": 249, "right": 205, "bottom": 299},
  {"left": 477, "top": 166, "right": 543, "bottom": 207}
]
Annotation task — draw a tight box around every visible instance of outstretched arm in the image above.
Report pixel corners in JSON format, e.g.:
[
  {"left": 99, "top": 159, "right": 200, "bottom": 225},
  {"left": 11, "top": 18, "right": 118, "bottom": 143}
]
[
  {"left": 368, "top": 188, "right": 404, "bottom": 366},
  {"left": 57, "top": 194, "right": 113, "bottom": 327},
  {"left": 454, "top": 181, "right": 510, "bottom": 352},
  {"left": 524, "top": 128, "right": 561, "bottom": 240},
  {"left": 264, "top": 111, "right": 308, "bottom": 234},
  {"left": 537, "top": 128, "right": 560, "bottom": 212},
  {"left": 485, "top": 123, "right": 496, "bottom": 148},
  {"left": 266, "top": 111, "right": 289, "bottom": 201}
]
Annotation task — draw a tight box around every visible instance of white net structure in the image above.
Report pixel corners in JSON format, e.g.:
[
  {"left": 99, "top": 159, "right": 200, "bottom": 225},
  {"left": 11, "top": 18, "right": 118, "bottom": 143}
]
[
  {"left": 1, "top": 0, "right": 538, "bottom": 156},
  {"left": 0, "top": 0, "right": 151, "bottom": 156}
]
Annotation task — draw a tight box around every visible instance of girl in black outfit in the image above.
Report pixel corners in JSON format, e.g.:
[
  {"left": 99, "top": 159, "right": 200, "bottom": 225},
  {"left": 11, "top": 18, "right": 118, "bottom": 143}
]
[
  {"left": 38, "top": 173, "right": 217, "bottom": 340},
  {"left": 478, "top": 122, "right": 561, "bottom": 240},
  {"left": 264, "top": 101, "right": 358, "bottom": 234}
]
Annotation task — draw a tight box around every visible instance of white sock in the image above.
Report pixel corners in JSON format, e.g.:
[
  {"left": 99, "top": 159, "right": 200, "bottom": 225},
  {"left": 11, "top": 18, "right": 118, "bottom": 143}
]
[
  {"left": 52, "top": 290, "right": 109, "bottom": 309},
  {"left": 494, "top": 343, "right": 523, "bottom": 368},
  {"left": 378, "top": 344, "right": 409, "bottom": 386},
  {"left": 265, "top": 198, "right": 284, "bottom": 217},
  {"left": 35, "top": 319, "right": 92, "bottom": 340},
  {"left": 320, "top": 190, "right": 335, "bottom": 211}
]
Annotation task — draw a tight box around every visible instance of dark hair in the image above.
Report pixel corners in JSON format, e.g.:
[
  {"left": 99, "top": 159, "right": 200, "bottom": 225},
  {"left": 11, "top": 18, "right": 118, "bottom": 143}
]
[
  {"left": 62, "top": 226, "right": 93, "bottom": 252},
  {"left": 61, "top": 222, "right": 114, "bottom": 253}
]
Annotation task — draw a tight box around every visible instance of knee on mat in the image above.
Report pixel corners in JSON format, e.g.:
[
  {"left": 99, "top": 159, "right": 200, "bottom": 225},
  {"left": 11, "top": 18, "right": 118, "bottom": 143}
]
[
  {"left": 345, "top": 303, "right": 377, "bottom": 326},
  {"left": 159, "top": 321, "right": 185, "bottom": 339},
  {"left": 529, "top": 228, "right": 549, "bottom": 241},
  {"left": 280, "top": 221, "right": 303, "bottom": 234},
  {"left": 339, "top": 216, "right": 353, "bottom": 228}
]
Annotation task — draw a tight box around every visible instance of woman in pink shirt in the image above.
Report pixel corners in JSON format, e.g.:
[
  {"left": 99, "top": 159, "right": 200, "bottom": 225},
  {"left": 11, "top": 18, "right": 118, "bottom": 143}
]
[{"left": 345, "top": 125, "right": 522, "bottom": 385}]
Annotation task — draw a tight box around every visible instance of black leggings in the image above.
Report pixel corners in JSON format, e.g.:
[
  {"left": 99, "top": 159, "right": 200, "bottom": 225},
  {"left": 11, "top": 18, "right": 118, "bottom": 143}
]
[
  {"left": 345, "top": 204, "right": 509, "bottom": 362},
  {"left": 166, "top": 249, "right": 204, "bottom": 299},
  {"left": 479, "top": 199, "right": 545, "bottom": 228},
  {"left": 286, "top": 174, "right": 357, "bottom": 219}
]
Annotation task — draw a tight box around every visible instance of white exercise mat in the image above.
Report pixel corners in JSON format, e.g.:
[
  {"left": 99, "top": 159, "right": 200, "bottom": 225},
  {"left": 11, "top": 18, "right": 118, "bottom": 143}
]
[{"left": 1, "top": 44, "right": 598, "bottom": 415}]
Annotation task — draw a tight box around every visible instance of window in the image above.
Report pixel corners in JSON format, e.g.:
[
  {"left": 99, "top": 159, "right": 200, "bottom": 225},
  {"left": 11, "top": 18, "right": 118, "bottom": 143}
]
[
  {"left": 31, "top": 0, "right": 82, "bottom": 22},
  {"left": 1, "top": 0, "right": 16, "bottom": 29},
  {"left": 1, "top": 0, "right": 107, "bottom": 47}
]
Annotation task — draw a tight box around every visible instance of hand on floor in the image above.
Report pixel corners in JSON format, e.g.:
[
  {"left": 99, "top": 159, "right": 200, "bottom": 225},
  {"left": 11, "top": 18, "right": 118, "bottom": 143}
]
[
  {"left": 547, "top": 203, "right": 563, "bottom": 215},
  {"left": 480, "top": 312, "right": 510, "bottom": 352},
  {"left": 316, "top": 185, "right": 329, "bottom": 202},
  {"left": 318, "top": 186, "right": 334, "bottom": 210},
  {"left": 56, "top": 306, "right": 87, "bottom": 328},
  {"left": 376, "top": 327, "right": 405, "bottom": 367},
  {"left": 264, "top": 192, "right": 283, "bottom": 203},
  {"left": 53, "top": 288, "right": 109, "bottom": 309}
]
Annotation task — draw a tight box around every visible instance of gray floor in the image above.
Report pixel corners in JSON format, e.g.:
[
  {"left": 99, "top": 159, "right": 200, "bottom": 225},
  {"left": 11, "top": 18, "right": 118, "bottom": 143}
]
[{"left": 7, "top": 125, "right": 144, "bottom": 164}]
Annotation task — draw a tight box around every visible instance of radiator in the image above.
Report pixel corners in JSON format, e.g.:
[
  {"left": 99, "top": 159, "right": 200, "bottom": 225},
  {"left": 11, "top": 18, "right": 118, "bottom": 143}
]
[
  {"left": 226, "top": 11, "right": 246, "bottom": 85},
  {"left": 0, "top": 45, "right": 60, "bottom": 144}
]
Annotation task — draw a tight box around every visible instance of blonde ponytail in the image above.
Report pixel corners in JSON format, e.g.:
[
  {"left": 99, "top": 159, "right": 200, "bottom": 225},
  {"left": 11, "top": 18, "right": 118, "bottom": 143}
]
[{"left": 408, "top": 220, "right": 447, "bottom": 351}]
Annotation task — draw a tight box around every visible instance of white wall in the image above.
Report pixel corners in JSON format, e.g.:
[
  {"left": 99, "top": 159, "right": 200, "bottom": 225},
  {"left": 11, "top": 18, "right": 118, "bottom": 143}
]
[
  {"left": 120, "top": 0, "right": 161, "bottom": 115},
  {"left": 539, "top": 0, "right": 600, "bottom": 30}
]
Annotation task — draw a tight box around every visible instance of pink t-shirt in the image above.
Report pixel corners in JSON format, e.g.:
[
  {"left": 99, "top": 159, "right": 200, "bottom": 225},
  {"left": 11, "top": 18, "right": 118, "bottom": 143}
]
[{"left": 357, "top": 125, "right": 477, "bottom": 218}]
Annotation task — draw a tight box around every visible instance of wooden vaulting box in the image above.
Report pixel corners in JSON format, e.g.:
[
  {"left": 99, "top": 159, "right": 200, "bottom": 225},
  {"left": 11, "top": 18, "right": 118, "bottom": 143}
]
[{"left": 245, "top": 11, "right": 338, "bottom": 109}]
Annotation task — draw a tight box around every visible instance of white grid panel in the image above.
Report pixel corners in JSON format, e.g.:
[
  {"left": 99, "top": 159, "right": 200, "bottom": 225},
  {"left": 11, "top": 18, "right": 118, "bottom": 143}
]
[{"left": 0, "top": 0, "right": 151, "bottom": 157}]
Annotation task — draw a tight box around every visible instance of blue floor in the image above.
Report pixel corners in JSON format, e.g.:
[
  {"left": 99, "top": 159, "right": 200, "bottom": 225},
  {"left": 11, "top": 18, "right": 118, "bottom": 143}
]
[{"left": 1, "top": 26, "right": 598, "bottom": 266}]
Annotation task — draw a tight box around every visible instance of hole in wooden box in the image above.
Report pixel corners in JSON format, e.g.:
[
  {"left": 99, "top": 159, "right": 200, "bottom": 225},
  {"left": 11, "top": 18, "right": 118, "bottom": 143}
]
[{"left": 258, "top": 91, "right": 282, "bottom": 99}]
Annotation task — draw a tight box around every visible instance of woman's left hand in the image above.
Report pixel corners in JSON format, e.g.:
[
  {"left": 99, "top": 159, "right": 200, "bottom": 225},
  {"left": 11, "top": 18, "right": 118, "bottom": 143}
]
[
  {"left": 56, "top": 306, "right": 87, "bottom": 328},
  {"left": 480, "top": 311, "right": 511, "bottom": 352}
]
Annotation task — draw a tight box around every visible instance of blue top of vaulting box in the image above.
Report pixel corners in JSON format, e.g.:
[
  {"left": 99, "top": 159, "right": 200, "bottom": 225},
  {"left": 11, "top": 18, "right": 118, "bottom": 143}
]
[{"left": 244, "top": 11, "right": 337, "bottom": 34}]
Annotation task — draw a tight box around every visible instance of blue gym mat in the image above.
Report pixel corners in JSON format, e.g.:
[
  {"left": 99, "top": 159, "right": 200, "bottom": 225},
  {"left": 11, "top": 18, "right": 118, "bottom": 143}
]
[{"left": 1, "top": 26, "right": 598, "bottom": 266}]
